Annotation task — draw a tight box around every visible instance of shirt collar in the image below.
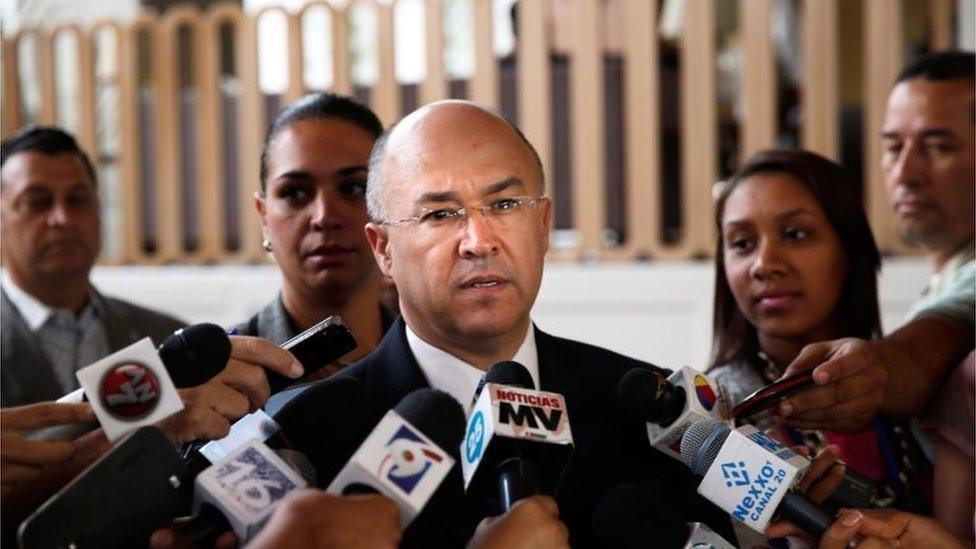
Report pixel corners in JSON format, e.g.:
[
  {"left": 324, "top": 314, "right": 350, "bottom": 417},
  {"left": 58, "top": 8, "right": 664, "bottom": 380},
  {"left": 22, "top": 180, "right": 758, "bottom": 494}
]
[
  {"left": 1, "top": 270, "right": 101, "bottom": 332},
  {"left": 405, "top": 322, "right": 540, "bottom": 414},
  {"left": 2, "top": 270, "right": 54, "bottom": 331}
]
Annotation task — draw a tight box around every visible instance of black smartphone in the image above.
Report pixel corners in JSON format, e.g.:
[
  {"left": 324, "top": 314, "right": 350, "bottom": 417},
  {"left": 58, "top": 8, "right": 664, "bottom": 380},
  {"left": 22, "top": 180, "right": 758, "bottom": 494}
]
[
  {"left": 18, "top": 426, "right": 189, "bottom": 548},
  {"left": 731, "top": 370, "right": 815, "bottom": 420},
  {"left": 267, "top": 315, "right": 357, "bottom": 393}
]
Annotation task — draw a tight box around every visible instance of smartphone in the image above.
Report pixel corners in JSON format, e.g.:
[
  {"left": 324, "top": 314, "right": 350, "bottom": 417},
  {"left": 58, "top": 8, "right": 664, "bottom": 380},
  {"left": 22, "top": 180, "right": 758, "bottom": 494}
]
[
  {"left": 267, "top": 316, "right": 357, "bottom": 393},
  {"left": 731, "top": 370, "right": 815, "bottom": 420},
  {"left": 18, "top": 426, "right": 189, "bottom": 548}
]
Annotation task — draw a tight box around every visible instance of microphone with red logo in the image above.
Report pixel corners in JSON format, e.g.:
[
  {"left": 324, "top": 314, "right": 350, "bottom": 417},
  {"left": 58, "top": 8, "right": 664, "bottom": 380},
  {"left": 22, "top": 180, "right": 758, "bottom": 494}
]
[
  {"left": 616, "top": 366, "right": 729, "bottom": 461},
  {"left": 327, "top": 389, "right": 465, "bottom": 528},
  {"left": 25, "top": 324, "right": 231, "bottom": 443},
  {"left": 461, "top": 361, "right": 574, "bottom": 512}
]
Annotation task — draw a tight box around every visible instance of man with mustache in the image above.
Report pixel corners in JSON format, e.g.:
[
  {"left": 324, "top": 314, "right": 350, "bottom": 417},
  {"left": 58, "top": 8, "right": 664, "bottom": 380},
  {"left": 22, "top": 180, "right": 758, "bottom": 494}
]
[
  {"left": 774, "top": 52, "right": 974, "bottom": 444},
  {"left": 320, "top": 100, "right": 731, "bottom": 546},
  {"left": 0, "top": 126, "right": 185, "bottom": 406}
]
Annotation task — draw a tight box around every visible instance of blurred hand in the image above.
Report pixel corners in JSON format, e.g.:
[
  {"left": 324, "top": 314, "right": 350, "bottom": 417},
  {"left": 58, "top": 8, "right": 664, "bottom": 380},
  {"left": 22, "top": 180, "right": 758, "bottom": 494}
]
[
  {"left": 214, "top": 336, "right": 303, "bottom": 410},
  {"left": 818, "top": 508, "right": 964, "bottom": 549},
  {"left": 1, "top": 401, "right": 95, "bottom": 495},
  {"left": 765, "top": 445, "right": 846, "bottom": 539},
  {"left": 247, "top": 490, "right": 400, "bottom": 549},
  {"left": 157, "top": 336, "right": 301, "bottom": 446},
  {"left": 777, "top": 338, "right": 887, "bottom": 431},
  {"left": 467, "top": 495, "right": 570, "bottom": 549}
]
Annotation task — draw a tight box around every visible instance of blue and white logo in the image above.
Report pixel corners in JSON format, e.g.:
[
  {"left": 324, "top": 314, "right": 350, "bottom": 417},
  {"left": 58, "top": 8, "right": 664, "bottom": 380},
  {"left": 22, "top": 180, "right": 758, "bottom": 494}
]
[
  {"left": 465, "top": 411, "right": 486, "bottom": 464},
  {"left": 747, "top": 430, "right": 785, "bottom": 454},
  {"left": 720, "top": 461, "right": 751, "bottom": 488},
  {"left": 376, "top": 424, "right": 445, "bottom": 495}
]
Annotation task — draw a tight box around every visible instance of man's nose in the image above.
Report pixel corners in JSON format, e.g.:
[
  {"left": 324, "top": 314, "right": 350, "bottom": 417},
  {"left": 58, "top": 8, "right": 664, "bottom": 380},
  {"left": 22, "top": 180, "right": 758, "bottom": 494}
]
[{"left": 458, "top": 208, "right": 500, "bottom": 258}]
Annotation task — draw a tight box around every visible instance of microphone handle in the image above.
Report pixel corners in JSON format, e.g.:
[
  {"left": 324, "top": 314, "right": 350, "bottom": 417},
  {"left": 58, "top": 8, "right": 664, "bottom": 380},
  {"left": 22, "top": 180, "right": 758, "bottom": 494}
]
[
  {"left": 496, "top": 457, "right": 540, "bottom": 512},
  {"left": 776, "top": 491, "right": 833, "bottom": 537}
]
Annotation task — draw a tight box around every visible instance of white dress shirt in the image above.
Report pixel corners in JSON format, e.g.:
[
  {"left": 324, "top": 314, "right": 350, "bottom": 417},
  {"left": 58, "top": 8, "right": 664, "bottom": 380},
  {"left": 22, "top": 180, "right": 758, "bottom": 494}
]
[{"left": 405, "top": 322, "right": 540, "bottom": 413}]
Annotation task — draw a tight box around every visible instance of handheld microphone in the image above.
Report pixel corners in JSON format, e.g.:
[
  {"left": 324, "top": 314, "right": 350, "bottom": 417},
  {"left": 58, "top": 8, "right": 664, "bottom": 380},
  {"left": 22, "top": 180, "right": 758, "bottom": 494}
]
[
  {"left": 461, "top": 361, "right": 574, "bottom": 512},
  {"left": 184, "top": 439, "right": 315, "bottom": 545},
  {"left": 592, "top": 484, "right": 736, "bottom": 549},
  {"left": 17, "top": 426, "right": 190, "bottom": 549},
  {"left": 327, "top": 389, "right": 465, "bottom": 528},
  {"left": 617, "top": 367, "right": 728, "bottom": 461},
  {"left": 26, "top": 324, "right": 231, "bottom": 442},
  {"left": 680, "top": 419, "right": 832, "bottom": 536}
]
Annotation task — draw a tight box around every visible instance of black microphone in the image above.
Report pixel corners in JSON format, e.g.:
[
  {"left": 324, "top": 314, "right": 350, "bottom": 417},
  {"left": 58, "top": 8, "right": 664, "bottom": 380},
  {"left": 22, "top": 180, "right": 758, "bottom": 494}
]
[
  {"left": 680, "top": 419, "right": 833, "bottom": 537},
  {"left": 462, "top": 361, "right": 574, "bottom": 513},
  {"left": 592, "top": 484, "right": 737, "bottom": 549},
  {"left": 158, "top": 323, "right": 231, "bottom": 388}
]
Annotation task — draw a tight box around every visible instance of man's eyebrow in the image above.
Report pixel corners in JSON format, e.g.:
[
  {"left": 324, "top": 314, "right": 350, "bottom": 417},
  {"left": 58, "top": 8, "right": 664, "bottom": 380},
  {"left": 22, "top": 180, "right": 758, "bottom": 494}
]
[
  {"left": 881, "top": 128, "right": 959, "bottom": 140},
  {"left": 483, "top": 177, "right": 526, "bottom": 196}
]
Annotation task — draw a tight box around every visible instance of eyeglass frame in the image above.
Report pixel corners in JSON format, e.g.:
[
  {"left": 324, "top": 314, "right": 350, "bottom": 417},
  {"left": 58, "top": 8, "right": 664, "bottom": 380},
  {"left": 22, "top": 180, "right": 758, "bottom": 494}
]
[{"left": 378, "top": 195, "right": 550, "bottom": 229}]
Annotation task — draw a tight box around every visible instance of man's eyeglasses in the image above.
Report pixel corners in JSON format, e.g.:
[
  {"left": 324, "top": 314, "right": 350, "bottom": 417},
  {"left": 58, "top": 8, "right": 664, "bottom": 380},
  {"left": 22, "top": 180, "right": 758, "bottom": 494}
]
[{"left": 383, "top": 196, "right": 549, "bottom": 231}]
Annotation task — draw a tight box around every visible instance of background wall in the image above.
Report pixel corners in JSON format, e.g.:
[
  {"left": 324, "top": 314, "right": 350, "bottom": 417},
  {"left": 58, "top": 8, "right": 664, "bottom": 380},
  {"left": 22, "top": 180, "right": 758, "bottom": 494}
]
[{"left": 88, "top": 257, "right": 931, "bottom": 369}]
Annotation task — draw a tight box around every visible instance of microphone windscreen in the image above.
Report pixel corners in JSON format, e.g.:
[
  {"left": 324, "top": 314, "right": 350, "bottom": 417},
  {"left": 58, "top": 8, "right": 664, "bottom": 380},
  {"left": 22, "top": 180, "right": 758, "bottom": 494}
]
[
  {"left": 474, "top": 360, "right": 535, "bottom": 400},
  {"left": 271, "top": 376, "right": 376, "bottom": 485},
  {"left": 393, "top": 389, "right": 465, "bottom": 458},
  {"left": 159, "top": 323, "right": 231, "bottom": 387},
  {"left": 592, "top": 484, "right": 688, "bottom": 549},
  {"left": 616, "top": 367, "right": 660, "bottom": 418},
  {"left": 679, "top": 419, "right": 730, "bottom": 475}
]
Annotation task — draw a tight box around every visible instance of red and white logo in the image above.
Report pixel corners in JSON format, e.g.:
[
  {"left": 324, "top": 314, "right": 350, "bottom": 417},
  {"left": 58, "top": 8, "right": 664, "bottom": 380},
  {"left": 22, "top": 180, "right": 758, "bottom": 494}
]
[{"left": 99, "top": 362, "right": 161, "bottom": 419}]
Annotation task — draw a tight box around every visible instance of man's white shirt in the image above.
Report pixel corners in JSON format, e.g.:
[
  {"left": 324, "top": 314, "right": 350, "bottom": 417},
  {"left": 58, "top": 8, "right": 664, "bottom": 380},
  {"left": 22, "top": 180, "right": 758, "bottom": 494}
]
[{"left": 405, "top": 322, "right": 540, "bottom": 414}]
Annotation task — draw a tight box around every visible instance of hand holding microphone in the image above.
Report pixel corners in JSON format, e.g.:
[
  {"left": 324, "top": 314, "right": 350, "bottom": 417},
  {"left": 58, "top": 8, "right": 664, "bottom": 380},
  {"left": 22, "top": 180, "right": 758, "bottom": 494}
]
[
  {"left": 0, "top": 401, "right": 95, "bottom": 495},
  {"left": 467, "top": 495, "right": 569, "bottom": 549}
]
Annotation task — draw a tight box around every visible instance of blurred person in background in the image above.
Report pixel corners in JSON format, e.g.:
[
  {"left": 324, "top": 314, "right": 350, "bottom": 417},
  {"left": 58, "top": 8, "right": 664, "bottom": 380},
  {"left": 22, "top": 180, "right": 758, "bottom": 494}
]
[
  {"left": 1, "top": 126, "right": 185, "bottom": 407},
  {"left": 231, "top": 93, "right": 395, "bottom": 380}
]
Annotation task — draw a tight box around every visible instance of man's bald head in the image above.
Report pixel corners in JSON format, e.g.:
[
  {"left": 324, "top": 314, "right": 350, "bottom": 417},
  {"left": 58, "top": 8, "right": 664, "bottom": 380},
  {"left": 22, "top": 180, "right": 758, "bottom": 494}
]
[{"left": 366, "top": 100, "right": 544, "bottom": 222}]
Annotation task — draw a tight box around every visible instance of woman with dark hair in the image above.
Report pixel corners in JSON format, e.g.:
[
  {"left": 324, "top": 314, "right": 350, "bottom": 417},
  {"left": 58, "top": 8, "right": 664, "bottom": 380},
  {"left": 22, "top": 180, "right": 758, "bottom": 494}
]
[
  {"left": 231, "top": 93, "right": 394, "bottom": 379},
  {"left": 708, "top": 149, "right": 918, "bottom": 511}
]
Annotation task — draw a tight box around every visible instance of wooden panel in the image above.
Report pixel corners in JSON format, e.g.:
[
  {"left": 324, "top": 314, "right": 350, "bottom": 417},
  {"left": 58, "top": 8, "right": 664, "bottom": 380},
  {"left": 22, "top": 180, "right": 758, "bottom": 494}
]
[
  {"left": 286, "top": 10, "right": 304, "bottom": 103},
  {"left": 420, "top": 0, "right": 446, "bottom": 105},
  {"left": 469, "top": 0, "right": 497, "bottom": 109},
  {"left": 373, "top": 0, "right": 400, "bottom": 126},
  {"left": 740, "top": 0, "right": 776, "bottom": 160},
  {"left": 235, "top": 7, "right": 267, "bottom": 263},
  {"left": 864, "top": 0, "right": 909, "bottom": 254},
  {"left": 606, "top": 0, "right": 663, "bottom": 260},
  {"left": 2, "top": 33, "right": 24, "bottom": 137},
  {"left": 680, "top": 0, "right": 717, "bottom": 257},
  {"left": 801, "top": 0, "right": 839, "bottom": 159},
  {"left": 194, "top": 7, "right": 226, "bottom": 263},
  {"left": 516, "top": 0, "right": 553, "bottom": 243},
  {"left": 569, "top": 0, "right": 604, "bottom": 257},
  {"left": 331, "top": 3, "right": 352, "bottom": 95},
  {"left": 118, "top": 17, "right": 153, "bottom": 264},
  {"left": 928, "top": 0, "right": 953, "bottom": 50},
  {"left": 37, "top": 31, "right": 57, "bottom": 125},
  {"left": 73, "top": 26, "right": 98, "bottom": 168}
]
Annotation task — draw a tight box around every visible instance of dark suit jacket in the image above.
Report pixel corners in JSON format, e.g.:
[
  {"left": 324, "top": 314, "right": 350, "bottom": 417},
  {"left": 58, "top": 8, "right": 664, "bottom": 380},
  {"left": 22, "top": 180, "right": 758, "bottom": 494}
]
[
  {"left": 1, "top": 287, "right": 186, "bottom": 407},
  {"left": 331, "top": 317, "right": 733, "bottom": 547}
]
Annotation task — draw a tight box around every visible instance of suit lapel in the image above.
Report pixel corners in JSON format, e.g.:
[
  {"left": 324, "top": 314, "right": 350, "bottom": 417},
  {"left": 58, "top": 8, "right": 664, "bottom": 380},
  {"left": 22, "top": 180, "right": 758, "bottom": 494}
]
[
  {"left": 92, "top": 289, "right": 138, "bottom": 350},
  {"left": 1, "top": 289, "right": 64, "bottom": 405},
  {"left": 360, "top": 316, "right": 430, "bottom": 411}
]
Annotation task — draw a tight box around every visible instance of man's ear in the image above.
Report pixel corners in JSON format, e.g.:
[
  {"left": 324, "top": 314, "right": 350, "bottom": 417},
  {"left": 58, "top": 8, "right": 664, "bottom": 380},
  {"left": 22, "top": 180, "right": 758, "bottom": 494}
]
[
  {"left": 365, "top": 222, "right": 393, "bottom": 277},
  {"left": 538, "top": 196, "right": 552, "bottom": 255}
]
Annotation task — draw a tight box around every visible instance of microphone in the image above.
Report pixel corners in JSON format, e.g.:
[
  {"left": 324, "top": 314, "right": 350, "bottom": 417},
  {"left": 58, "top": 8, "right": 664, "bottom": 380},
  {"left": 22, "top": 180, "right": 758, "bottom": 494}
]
[
  {"left": 592, "top": 484, "right": 736, "bottom": 549},
  {"left": 327, "top": 389, "right": 465, "bottom": 527},
  {"left": 680, "top": 419, "right": 832, "bottom": 536},
  {"left": 17, "top": 426, "right": 191, "bottom": 549},
  {"left": 158, "top": 323, "right": 231, "bottom": 388},
  {"left": 25, "top": 324, "right": 231, "bottom": 442},
  {"left": 616, "top": 366, "right": 728, "bottom": 460},
  {"left": 461, "top": 361, "right": 574, "bottom": 512},
  {"left": 183, "top": 439, "right": 316, "bottom": 545}
]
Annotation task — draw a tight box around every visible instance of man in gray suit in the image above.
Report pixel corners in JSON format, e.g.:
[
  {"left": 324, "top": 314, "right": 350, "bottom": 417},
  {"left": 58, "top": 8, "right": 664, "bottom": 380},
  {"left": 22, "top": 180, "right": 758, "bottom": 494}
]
[{"left": 1, "top": 126, "right": 185, "bottom": 407}]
